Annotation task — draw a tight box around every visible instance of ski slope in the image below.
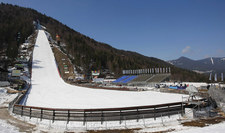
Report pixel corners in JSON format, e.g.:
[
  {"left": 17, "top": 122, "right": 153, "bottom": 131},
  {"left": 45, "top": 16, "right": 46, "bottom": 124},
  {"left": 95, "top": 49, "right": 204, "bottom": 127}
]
[{"left": 25, "top": 30, "right": 184, "bottom": 109}]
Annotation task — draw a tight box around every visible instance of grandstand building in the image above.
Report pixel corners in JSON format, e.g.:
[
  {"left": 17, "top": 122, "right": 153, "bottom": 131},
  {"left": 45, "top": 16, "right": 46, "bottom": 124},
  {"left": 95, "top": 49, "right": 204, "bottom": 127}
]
[{"left": 113, "top": 67, "right": 171, "bottom": 86}]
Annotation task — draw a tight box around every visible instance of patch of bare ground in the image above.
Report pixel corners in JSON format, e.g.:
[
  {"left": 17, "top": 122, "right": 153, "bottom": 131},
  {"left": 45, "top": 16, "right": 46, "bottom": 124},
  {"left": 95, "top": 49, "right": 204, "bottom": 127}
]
[
  {"left": 181, "top": 116, "right": 225, "bottom": 127},
  {"left": 87, "top": 128, "right": 141, "bottom": 133},
  {"left": 5, "top": 87, "right": 26, "bottom": 94},
  {"left": 86, "top": 128, "right": 176, "bottom": 133},
  {"left": 0, "top": 108, "right": 36, "bottom": 132}
]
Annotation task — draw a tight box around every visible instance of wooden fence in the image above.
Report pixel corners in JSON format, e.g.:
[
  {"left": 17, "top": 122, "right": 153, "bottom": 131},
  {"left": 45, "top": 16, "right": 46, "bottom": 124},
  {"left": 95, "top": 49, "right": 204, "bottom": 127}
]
[{"left": 13, "top": 102, "right": 185, "bottom": 125}]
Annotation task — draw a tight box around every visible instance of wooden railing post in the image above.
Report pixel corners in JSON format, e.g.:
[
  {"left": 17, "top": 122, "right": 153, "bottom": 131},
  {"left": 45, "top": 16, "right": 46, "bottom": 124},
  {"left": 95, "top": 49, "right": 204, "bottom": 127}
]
[
  {"left": 21, "top": 106, "right": 23, "bottom": 117},
  {"left": 83, "top": 111, "right": 86, "bottom": 126},
  {"left": 40, "top": 109, "right": 43, "bottom": 121},
  {"left": 30, "top": 107, "right": 32, "bottom": 119},
  {"left": 67, "top": 110, "right": 70, "bottom": 124},
  {"left": 168, "top": 105, "right": 170, "bottom": 118},
  {"left": 120, "top": 110, "right": 122, "bottom": 124},
  {"left": 137, "top": 109, "right": 139, "bottom": 122},
  {"left": 53, "top": 110, "right": 55, "bottom": 123},
  {"left": 154, "top": 107, "right": 156, "bottom": 120},
  {"left": 101, "top": 111, "right": 104, "bottom": 125},
  {"left": 181, "top": 103, "right": 184, "bottom": 116}
]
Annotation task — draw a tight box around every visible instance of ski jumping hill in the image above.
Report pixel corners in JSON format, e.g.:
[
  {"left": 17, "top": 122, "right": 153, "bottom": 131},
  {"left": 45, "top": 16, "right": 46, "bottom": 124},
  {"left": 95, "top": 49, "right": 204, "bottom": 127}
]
[{"left": 25, "top": 30, "right": 183, "bottom": 109}]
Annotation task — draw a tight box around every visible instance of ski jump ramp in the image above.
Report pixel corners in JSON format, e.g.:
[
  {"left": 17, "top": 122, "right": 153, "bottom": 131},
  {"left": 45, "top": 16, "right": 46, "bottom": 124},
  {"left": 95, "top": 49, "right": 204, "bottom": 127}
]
[{"left": 25, "top": 30, "right": 183, "bottom": 109}]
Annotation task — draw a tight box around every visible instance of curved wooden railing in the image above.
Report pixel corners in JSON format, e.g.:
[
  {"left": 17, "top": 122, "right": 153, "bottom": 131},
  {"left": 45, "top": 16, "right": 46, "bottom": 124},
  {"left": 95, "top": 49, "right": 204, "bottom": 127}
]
[{"left": 13, "top": 101, "right": 185, "bottom": 124}]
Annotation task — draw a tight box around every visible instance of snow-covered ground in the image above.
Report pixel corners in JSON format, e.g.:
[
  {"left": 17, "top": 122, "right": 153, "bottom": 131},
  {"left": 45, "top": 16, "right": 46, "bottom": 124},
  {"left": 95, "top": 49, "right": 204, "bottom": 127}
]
[
  {"left": 25, "top": 30, "right": 184, "bottom": 109},
  {"left": 0, "top": 88, "right": 17, "bottom": 108},
  {"left": 0, "top": 87, "right": 19, "bottom": 133},
  {"left": 0, "top": 119, "right": 19, "bottom": 133}
]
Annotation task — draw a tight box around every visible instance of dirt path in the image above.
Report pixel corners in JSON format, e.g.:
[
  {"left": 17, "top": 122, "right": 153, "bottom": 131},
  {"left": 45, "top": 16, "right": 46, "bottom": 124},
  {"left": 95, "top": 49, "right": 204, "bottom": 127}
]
[{"left": 0, "top": 107, "right": 36, "bottom": 133}]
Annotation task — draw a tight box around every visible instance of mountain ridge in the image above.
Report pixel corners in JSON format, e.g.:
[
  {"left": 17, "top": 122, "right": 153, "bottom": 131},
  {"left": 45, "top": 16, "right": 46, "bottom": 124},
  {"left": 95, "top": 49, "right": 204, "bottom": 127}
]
[{"left": 169, "top": 56, "right": 225, "bottom": 74}]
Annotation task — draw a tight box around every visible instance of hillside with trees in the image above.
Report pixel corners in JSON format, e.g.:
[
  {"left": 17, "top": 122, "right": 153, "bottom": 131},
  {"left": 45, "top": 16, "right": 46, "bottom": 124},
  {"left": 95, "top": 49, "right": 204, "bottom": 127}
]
[{"left": 0, "top": 3, "right": 209, "bottom": 82}]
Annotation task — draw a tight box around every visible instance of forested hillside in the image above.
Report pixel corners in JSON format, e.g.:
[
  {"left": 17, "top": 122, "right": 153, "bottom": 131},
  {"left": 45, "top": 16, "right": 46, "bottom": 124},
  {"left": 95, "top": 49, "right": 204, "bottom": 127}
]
[
  {"left": 0, "top": 3, "right": 209, "bottom": 82},
  {"left": 0, "top": 3, "right": 34, "bottom": 59}
]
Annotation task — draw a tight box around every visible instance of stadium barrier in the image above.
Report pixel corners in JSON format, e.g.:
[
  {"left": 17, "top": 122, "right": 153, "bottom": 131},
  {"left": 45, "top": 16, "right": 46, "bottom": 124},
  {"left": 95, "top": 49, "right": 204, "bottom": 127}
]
[{"left": 12, "top": 101, "right": 185, "bottom": 125}]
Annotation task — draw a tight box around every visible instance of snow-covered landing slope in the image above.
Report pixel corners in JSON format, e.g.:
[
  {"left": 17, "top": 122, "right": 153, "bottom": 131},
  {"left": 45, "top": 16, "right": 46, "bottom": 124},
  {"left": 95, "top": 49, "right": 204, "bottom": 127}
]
[{"left": 25, "top": 30, "right": 183, "bottom": 109}]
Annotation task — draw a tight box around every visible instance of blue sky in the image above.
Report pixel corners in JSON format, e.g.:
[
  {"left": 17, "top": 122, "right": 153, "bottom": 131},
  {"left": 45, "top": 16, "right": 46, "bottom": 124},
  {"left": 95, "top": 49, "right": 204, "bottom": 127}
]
[{"left": 1, "top": 0, "right": 225, "bottom": 61}]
